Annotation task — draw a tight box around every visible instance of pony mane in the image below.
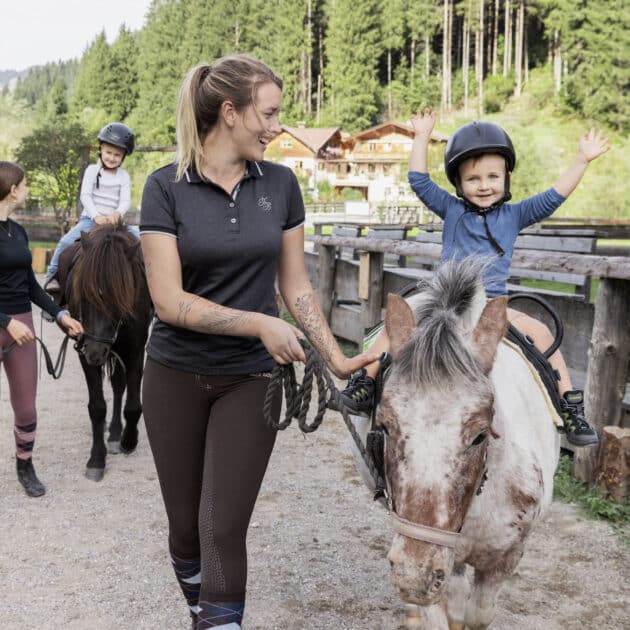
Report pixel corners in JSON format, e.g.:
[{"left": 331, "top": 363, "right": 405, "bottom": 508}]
[
  {"left": 394, "top": 257, "right": 489, "bottom": 388},
  {"left": 70, "top": 222, "right": 144, "bottom": 319}
]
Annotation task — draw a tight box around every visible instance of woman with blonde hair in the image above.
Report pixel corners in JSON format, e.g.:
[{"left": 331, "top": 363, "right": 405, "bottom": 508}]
[{"left": 140, "top": 53, "right": 375, "bottom": 629}]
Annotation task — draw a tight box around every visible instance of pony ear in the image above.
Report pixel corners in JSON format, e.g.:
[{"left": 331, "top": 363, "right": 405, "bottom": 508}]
[
  {"left": 384, "top": 293, "right": 415, "bottom": 359},
  {"left": 472, "top": 296, "right": 508, "bottom": 374}
]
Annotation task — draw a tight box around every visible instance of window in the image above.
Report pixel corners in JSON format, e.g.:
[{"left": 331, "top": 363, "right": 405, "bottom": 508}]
[{"left": 281, "top": 140, "right": 293, "bottom": 148}]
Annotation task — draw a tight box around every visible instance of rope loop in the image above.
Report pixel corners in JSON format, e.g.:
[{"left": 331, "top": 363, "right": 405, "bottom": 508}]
[{"left": 263, "top": 338, "right": 387, "bottom": 492}]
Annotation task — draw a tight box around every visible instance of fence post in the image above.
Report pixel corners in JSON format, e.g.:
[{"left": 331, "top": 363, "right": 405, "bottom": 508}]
[
  {"left": 359, "top": 251, "right": 384, "bottom": 334},
  {"left": 574, "top": 278, "right": 630, "bottom": 482},
  {"left": 317, "top": 244, "right": 336, "bottom": 322}
]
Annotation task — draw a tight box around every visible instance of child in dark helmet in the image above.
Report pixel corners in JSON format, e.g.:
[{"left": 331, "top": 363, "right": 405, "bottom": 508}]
[
  {"left": 44, "top": 122, "right": 138, "bottom": 291},
  {"left": 341, "top": 107, "right": 609, "bottom": 447}
]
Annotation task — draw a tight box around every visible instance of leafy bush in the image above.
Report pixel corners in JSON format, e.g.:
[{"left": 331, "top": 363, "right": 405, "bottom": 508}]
[{"left": 483, "top": 74, "right": 516, "bottom": 113}]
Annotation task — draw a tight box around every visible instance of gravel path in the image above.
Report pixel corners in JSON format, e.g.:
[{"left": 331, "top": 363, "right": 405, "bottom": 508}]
[{"left": 0, "top": 316, "right": 628, "bottom": 629}]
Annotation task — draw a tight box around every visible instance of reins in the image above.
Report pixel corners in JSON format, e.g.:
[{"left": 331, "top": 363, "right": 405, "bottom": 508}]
[
  {"left": 264, "top": 339, "right": 387, "bottom": 492},
  {"left": 1, "top": 334, "right": 71, "bottom": 380}
]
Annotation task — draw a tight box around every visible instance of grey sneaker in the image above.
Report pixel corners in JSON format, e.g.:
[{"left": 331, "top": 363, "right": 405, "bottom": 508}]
[
  {"left": 340, "top": 368, "right": 376, "bottom": 416},
  {"left": 560, "top": 390, "right": 599, "bottom": 447}
]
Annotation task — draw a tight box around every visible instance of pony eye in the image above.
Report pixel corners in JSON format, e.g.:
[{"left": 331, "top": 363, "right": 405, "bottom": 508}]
[{"left": 471, "top": 432, "right": 487, "bottom": 447}]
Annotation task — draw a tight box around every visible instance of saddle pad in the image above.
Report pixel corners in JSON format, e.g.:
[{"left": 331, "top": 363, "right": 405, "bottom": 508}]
[{"left": 501, "top": 338, "right": 564, "bottom": 428}]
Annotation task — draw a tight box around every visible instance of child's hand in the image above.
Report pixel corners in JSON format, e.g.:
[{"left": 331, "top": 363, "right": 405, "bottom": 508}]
[
  {"left": 94, "top": 216, "right": 108, "bottom": 225},
  {"left": 411, "top": 107, "right": 436, "bottom": 137},
  {"left": 578, "top": 128, "right": 609, "bottom": 163}
]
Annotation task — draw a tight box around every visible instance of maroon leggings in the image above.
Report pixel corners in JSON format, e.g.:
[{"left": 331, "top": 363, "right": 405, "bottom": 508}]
[
  {"left": 0, "top": 312, "right": 38, "bottom": 460},
  {"left": 142, "top": 357, "right": 281, "bottom": 604}
]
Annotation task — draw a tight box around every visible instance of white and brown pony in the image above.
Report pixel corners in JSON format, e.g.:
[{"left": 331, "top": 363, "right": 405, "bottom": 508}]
[{"left": 378, "top": 260, "right": 560, "bottom": 629}]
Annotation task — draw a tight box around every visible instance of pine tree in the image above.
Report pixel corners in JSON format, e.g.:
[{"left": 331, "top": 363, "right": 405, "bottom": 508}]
[
  {"left": 71, "top": 32, "right": 112, "bottom": 112},
  {"left": 105, "top": 26, "right": 140, "bottom": 120},
  {"left": 381, "top": 0, "right": 405, "bottom": 119},
  {"left": 132, "top": 0, "right": 190, "bottom": 143},
  {"left": 323, "top": 0, "right": 381, "bottom": 131}
]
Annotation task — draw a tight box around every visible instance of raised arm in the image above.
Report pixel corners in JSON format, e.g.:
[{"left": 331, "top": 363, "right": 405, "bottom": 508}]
[
  {"left": 141, "top": 232, "right": 307, "bottom": 366},
  {"left": 277, "top": 227, "right": 378, "bottom": 378},
  {"left": 409, "top": 108, "right": 437, "bottom": 173},
  {"left": 553, "top": 128, "right": 609, "bottom": 198}
]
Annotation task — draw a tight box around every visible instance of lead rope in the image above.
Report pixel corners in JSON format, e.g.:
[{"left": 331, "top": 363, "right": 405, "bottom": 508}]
[
  {"left": 264, "top": 339, "right": 387, "bottom": 491},
  {"left": 1, "top": 333, "right": 71, "bottom": 380}
]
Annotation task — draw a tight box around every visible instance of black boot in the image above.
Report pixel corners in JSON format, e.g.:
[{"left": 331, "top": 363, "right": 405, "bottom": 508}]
[
  {"left": 340, "top": 368, "right": 376, "bottom": 416},
  {"left": 16, "top": 457, "right": 46, "bottom": 497},
  {"left": 559, "top": 390, "right": 599, "bottom": 447}
]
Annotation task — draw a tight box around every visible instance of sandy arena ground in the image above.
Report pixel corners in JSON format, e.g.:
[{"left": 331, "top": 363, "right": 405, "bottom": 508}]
[{"left": 0, "top": 314, "right": 628, "bottom": 629}]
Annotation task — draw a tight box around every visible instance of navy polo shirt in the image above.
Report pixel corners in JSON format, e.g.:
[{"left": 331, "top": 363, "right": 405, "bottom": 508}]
[{"left": 140, "top": 160, "right": 305, "bottom": 375}]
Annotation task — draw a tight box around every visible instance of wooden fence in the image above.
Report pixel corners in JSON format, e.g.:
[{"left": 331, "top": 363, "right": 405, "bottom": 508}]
[{"left": 308, "top": 235, "right": 630, "bottom": 486}]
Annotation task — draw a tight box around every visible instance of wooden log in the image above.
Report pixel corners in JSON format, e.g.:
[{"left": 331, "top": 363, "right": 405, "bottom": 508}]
[
  {"left": 596, "top": 426, "right": 630, "bottom": 503},
  {"left": 574, "top": 278, "right": 630, "bottom": 482}
]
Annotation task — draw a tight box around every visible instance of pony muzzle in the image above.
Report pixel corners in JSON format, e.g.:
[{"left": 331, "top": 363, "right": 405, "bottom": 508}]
[{"left": 388, "top": 535, "right": 454, "bottom": 605}]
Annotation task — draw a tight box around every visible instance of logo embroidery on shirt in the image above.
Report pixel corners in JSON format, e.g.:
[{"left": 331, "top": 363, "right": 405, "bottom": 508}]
[{"left": 258, "top": 196, "right": 272, "bottom": 213}]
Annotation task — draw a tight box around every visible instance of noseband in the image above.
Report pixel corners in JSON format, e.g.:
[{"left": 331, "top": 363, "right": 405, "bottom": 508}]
[{"left": 74, "top": 318, "right": 122, "bottom": 354}]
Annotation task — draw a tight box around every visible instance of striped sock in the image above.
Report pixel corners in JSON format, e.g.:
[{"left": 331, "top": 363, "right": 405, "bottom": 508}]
[
  {"left": 170, "top": 552, "right": 201, "bottom": 618},
  {"left": 197, "top": 600, "right": 243, "bottom": 628}
]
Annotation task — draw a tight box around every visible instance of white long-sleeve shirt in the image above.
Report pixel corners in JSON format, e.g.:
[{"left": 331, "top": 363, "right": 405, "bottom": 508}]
[{"left": 79, "top": 163, "right": 131, "bottom": 219}]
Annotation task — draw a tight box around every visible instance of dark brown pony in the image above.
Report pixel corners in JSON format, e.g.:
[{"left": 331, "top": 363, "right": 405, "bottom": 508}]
[{"left": 61, "top": 221, "right": 152, "bottom": 481}]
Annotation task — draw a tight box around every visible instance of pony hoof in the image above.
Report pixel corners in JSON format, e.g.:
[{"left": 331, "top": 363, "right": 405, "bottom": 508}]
[
  {"left": 119, "top": 443, "right": 137, "bottom": 455},
  {"left": 107, "top": 441, "right": 121, "bottom": 454},
  {"left": 85, "top": 467, "right": 105, "bottom": 482}
]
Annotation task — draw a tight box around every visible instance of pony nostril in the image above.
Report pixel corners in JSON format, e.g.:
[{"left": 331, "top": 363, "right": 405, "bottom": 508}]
[{"left": 430, "top": 569, "right": 446, "bottom": 593}]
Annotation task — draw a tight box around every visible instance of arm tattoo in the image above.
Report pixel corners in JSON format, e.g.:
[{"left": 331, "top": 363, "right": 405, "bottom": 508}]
[
  {"left": 294, "top": 293, "right": 334, "bottom": 363},
  {"left": 174, "top": 294, "right": 254, "bottom": 335},
  {"left": 176, "top": 295, "right": 200, "bottom": 327},
  {"left": 197, "top": 307, "right": 253, "bottom": 335}
]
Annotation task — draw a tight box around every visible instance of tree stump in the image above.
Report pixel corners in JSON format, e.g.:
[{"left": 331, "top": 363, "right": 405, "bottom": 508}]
[{"left": 596, "top": 426, "right": 630, "bottom": 503}]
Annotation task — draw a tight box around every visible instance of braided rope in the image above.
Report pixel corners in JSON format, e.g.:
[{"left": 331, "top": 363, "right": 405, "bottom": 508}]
[{"left": 263, "top": 340, "right": 386, "bottom": 491}]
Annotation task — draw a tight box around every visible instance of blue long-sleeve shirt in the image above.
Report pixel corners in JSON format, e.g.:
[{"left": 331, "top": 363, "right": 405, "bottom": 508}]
[{"left": 408, "top": 171, "right": 566, "bottom": 296}]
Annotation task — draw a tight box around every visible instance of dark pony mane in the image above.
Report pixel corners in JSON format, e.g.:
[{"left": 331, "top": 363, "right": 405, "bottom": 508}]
[
  {"left": 70, "top": 221, "right": 144, "bottom": 320},
  {"left": 394, "top": 258, "right": 490, "bottom": 388}
]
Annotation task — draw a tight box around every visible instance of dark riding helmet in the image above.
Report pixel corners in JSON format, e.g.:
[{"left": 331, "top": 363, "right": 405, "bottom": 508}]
[
  {"left": 97, "top": 122, "right": 135, "bottom": 156},
  {"left": 444, "top": 121, "right": 515, "bottom": 197}
]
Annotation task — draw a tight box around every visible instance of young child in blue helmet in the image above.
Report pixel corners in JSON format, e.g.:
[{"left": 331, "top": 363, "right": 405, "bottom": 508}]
[
  {"left": 341, "top": 107, "right": 609, "bottom": 447},
  {"left": 44, "top": 122, "right": 138, "bottom": 291}
]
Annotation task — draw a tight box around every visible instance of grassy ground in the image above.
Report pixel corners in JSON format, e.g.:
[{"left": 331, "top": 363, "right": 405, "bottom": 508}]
[{"left": 554, "top": 453, "right": 630, "bottom": 546}]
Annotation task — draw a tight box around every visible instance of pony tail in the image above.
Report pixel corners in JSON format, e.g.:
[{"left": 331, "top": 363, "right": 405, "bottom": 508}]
[{"left": 175, "top": 64, "right": 209, "bottom": 181}]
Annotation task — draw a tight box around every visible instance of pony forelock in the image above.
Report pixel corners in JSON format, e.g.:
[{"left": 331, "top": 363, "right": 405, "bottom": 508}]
[
  {"left": 393, "top": 257, "right": 490, "bottom": 389},
  {"left": 71, "top": 222, "right": 143, "bottom": 319}
]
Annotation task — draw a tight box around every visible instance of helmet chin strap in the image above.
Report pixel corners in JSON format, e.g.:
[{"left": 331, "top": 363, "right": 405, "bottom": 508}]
[{"left": 456, "top": 173, "right": 512, "bottom": 257}]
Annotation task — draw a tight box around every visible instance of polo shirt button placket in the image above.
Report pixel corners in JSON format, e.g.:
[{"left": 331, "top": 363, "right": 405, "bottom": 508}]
[{"left": 228, "top": 200, "right": 239, "bottom": 232}]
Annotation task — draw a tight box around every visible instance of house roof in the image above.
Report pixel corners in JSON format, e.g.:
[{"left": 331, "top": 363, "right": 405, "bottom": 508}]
[
  {"left": 281, "top": 125, "right": 341, "bottom": 153},
  {"left": 351, "top": 120, "right": 448, "bottom": 143}
]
